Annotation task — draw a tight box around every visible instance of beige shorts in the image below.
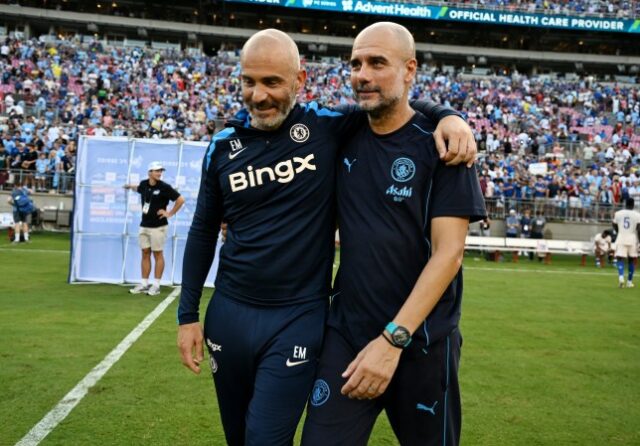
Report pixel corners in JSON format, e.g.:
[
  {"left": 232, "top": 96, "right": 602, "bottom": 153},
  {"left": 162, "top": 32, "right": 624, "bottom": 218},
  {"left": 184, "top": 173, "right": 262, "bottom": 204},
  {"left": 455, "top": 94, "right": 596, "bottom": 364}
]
[
  {"left": 615, "top": 243, "right": 638, "bottom": 258},
  {"left": 139, "top": 226, "right": 168, "bottom": 251}
]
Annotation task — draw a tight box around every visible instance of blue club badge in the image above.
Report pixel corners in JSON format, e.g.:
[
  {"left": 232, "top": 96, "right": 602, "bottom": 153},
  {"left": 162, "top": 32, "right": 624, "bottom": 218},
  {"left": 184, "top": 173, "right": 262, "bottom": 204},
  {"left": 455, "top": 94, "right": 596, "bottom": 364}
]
[
  {"left": 310, "top": 379, "right": 330, "bottom": 407},
  {"left": 391, "top": 157, "right": 416, "bottom": 182}
]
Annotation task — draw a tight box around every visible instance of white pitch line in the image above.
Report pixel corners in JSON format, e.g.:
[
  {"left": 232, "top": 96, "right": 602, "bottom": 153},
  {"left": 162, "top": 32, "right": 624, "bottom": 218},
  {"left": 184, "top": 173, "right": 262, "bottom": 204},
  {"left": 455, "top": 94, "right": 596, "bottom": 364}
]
[
  {"left": 15, "top": 287, "right": 181, "bottom": 446},
  {"left": 465, "top": 266, "right": 612, "bottom": 276},
  {"left": 0, "top": 248, "right": 68, "bottom": 254}
]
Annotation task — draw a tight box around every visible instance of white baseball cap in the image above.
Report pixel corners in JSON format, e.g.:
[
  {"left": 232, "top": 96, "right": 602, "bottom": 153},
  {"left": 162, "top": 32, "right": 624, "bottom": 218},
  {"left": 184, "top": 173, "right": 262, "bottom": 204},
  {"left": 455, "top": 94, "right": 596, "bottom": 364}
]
[{"left": 148, "top": 161, "right": 165, "bottom": 171}]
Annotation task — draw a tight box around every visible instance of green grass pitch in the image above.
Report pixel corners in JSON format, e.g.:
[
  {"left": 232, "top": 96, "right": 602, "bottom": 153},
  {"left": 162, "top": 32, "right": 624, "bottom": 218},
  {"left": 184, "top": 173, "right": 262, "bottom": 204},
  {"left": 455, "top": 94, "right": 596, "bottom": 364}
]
[{"left": 1, "top": 232, "right": 638, "bottom": 445}]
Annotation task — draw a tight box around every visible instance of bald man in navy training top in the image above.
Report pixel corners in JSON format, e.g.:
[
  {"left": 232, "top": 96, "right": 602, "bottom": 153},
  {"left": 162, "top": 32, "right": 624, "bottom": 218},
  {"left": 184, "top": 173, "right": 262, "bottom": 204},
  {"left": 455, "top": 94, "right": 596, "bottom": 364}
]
[
  {"left": 302, "top": 23, "right": 486, "bottom": 446},
  {"left": 177, "top": 28, "right": 478, "bottom": 446}
]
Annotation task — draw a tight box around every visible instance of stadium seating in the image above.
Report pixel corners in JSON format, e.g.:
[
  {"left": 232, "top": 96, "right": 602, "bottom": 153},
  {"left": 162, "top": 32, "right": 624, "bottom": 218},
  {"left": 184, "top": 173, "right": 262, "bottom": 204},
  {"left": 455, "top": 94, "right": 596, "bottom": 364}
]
[{"left": 0, "top": 35, "right": 638, "bottom": 216}]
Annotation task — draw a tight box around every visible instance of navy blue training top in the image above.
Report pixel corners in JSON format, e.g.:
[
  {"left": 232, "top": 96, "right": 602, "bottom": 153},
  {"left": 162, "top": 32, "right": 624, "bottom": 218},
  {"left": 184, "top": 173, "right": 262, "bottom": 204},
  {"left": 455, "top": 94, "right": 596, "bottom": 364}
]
[
  {"left": 178, "top": 102, "right": 460, "bottom": 325},
  {"left": 329, "top": 111, "right": 487, "bottom": 353}
]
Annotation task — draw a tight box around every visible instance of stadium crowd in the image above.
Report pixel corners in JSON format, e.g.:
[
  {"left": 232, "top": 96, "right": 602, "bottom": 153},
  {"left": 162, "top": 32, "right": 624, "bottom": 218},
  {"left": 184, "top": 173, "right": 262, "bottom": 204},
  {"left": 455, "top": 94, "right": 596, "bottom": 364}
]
[{"left": 0, "top": 35, "right": 638, "bottom": 219}]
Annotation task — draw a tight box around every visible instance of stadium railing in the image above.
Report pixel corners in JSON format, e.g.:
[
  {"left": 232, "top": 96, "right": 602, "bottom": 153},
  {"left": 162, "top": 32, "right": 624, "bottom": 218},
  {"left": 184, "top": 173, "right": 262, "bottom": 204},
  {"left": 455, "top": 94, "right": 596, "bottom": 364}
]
[
  {"left": 1, "top": 170, "right": 628, "bottom": 226},
  {"left": 484, "top": 197, "right": 625, "bottom": 223},
  {"left": 478, "top": 141, "right": 601, "bottom": 161},
  {"left": 1, "top": 169, "right": 75, "bottom": 194},
  {"left": 1, "top": 167, "right": 630, "bottom": 222}
]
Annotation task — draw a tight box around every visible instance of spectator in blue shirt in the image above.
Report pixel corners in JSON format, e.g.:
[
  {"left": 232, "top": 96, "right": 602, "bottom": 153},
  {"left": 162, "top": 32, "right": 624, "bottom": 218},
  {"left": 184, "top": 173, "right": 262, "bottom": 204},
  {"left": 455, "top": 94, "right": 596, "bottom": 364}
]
[
  {"left": 34, "top": 152, "right": 49, "bottom": 192},
  {"left": 534, "top": 176, "right": 547, "bottom": 203},
  {"left": 506, "top": 209, "right": 520, "bottom": 237}
]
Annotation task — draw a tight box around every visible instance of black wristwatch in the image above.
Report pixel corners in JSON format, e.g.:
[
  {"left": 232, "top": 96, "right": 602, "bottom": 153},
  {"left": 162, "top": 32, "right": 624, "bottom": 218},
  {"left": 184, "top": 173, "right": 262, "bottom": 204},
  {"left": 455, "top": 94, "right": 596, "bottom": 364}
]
[{"left": 383, "top": 322, "right": 412, "bottom": 348}]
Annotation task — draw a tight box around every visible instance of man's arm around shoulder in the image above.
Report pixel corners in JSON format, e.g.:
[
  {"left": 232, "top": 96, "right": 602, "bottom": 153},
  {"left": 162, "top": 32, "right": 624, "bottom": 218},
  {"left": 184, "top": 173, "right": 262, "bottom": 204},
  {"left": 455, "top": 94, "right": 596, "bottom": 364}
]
[
  {"left": 333, "top": 101, "right": 477, "bottom": 167},
  {"left": 412, "top": 100, "right": 476, "bottom": 167}
]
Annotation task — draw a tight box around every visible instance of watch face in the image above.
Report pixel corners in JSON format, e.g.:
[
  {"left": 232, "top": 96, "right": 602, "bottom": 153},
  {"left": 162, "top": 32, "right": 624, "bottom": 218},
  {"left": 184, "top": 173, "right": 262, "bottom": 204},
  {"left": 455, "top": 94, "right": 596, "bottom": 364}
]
[{"left": 392, "top": 327, "right": 411, "bottom": 346}]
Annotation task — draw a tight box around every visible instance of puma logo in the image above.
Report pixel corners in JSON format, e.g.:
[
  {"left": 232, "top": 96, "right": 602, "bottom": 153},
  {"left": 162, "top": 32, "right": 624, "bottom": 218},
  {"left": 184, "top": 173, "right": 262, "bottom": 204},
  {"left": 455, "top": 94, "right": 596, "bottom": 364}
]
[
  {"left": 417, "top": 401, "right": 438, "bottom": 415},
  {"left": 343, "top": 157, "right": 357, "bottom": 173}
]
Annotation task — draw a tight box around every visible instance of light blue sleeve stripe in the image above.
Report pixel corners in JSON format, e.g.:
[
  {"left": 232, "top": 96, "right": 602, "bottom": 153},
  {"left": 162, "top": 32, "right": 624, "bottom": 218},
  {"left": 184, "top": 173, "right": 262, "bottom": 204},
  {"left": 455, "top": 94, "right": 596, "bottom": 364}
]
[
  {"left": 304, "top": 101, "right": 319, "bottom": 112},
  {"left": 316, "top": 108, "right": 343, "bottom": 117},
  {"left": 303, "top": 101, "right": 343, "bottom": 117},
  {"left": 206, "top": 127, "right": 236, "bottom": 170},
  {"left": 443, "top": 335, "right": 451, "bottom": 446},
  {"left": 412, "top": 123, "right": 433, "bottom": 136}
]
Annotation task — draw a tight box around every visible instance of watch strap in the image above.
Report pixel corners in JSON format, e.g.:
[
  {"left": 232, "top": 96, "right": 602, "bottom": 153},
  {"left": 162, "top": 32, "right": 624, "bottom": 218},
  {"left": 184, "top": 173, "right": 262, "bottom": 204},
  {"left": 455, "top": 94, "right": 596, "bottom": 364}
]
[
  {"left": 384, "top": 322, "right": 412, "bottom": 348},
  {"left": 385, "top": 321, "right": 398, "bottom": 335}
]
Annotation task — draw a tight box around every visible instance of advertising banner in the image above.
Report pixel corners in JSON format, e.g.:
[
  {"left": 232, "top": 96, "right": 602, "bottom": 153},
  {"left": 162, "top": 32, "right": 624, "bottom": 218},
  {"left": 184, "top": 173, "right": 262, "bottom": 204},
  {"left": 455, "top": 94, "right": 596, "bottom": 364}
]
[
  {"left": 227, "top": 0, "right": 640, "bottom": 33},
  {"left": 70, "top": 136, "right": 221, "bottom": 287}
]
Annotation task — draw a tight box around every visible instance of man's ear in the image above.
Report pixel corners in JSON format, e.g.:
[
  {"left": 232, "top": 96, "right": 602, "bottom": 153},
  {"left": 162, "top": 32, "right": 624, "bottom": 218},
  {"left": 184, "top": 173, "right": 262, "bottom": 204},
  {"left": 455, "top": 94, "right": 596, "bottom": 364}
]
[
  {"left": 405, "top": 58, "right": 417, "bottom": 84},
  {"left": 295, "top": 69, "right": 307, "bottom": 93}
]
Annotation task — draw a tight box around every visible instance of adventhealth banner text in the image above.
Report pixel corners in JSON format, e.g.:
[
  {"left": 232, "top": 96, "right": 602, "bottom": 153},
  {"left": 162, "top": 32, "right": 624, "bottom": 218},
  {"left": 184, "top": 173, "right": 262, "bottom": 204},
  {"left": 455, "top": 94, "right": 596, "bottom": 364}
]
[{"left": 228, "top": 0, "right": 640, "bottom": 33}]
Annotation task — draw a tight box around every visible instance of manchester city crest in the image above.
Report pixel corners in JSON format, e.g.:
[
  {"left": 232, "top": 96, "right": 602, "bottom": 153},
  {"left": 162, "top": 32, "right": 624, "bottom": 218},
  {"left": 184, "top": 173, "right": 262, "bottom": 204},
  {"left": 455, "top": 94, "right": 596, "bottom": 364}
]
[
  {"left": 310, "top": 379, "right": 330, "bottom": 407},
  {"left": 290, "top": 123, "right": 310, "bottom": 143},
  {"left": 391, "top": 157, "right": 416, "bottom": 182}
]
